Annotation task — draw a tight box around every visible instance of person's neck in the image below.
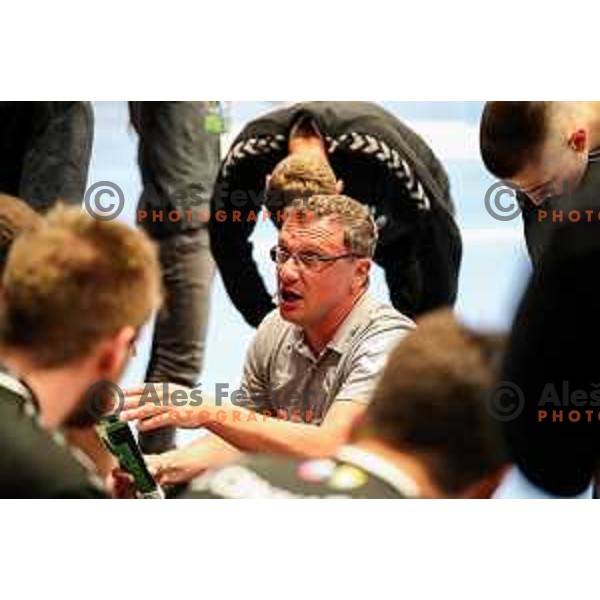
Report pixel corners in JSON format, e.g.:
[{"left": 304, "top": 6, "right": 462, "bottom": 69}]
[
  {"left": 288, "top": 135, "right": 328, "bottom": 160},
  {"left": 304, "top": 290, "right": 365, "bottom": 355},
  {"left": 0, "top": 349, "right": 88, "bottom": 431},
  {"left": 353, "top": 437, "right": 443, "bottom": 498}
]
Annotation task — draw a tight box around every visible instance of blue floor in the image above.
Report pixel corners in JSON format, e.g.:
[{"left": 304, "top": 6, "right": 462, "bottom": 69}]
[{"left": 89, "top": 101, "right": 532, "bottom": 450}]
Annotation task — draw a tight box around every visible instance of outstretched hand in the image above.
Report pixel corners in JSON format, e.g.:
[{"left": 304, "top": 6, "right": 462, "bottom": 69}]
[{"left": 119, "top": 383, "right": 213, "bottom": 431}]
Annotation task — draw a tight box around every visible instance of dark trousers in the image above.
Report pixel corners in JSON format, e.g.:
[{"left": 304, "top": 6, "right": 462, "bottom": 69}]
[
  {"left": 130, "top": 102, "right": 221, "bottom": 454},
  {"left": 0, "top": 101, "right": 93, "bottom": 208},
  {"left": 0, "top": 102, "right": 221, "bottom": 456}
]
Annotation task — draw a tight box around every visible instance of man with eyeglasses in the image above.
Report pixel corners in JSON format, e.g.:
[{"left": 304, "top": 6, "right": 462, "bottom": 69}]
[
  {"left": 209, "top": 101, "right": 462, "bottom": 325},
  {"left": 118, "top": 195, "right": 414, "bottom": 486}
]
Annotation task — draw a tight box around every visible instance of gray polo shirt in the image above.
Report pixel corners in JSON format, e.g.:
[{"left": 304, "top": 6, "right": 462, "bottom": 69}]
[{"left": 238, "top": 293, "right": 415, "bottom": 425}]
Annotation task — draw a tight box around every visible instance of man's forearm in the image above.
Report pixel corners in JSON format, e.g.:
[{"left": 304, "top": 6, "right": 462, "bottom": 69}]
[
  {"left": 204, "top": 406, "right": 349, "bottom": 458},
  {"left": 188, "top": 431, "right": 243, "bottom": 464}
]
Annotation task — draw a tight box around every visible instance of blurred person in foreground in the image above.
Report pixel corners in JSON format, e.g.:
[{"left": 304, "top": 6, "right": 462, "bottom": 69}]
[
  {"left": 0, "top": 194, "right": 117, "bottom": 478},
  {"left": 176, "top": 310, "right": 508, "bottom": 498},
  {"left": 0, "top": 205, "right": 161, "bottom": 497},
  {"left": 499, "top": 217, "right": 600, "bottom": 497},
  {"left": 481, "top": 104, "right": 600, "bottom": 496}
]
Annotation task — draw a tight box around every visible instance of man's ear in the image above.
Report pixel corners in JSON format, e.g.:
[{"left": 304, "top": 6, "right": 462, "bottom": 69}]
[
  {"left": 96, "top": 326, "right": 136, "bottom": 380},
  {"left": 335, "top": 179, "right": 344, "bottom": 194},
  {"left": 355, "top": 258, "right": 371, "bottom": 289},
  {"left": 569, "top": 128, "right": 588, "bottom": 153}
]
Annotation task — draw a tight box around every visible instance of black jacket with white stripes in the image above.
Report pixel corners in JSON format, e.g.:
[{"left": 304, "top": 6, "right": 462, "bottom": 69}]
[{"left": 209, "top": 101, "right": 462, "bottom": 327}]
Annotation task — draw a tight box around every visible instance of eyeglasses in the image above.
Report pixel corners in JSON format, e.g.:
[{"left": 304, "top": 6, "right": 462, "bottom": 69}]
[{"left": 270, "top": 245, "right": 360, "bottom": 270}]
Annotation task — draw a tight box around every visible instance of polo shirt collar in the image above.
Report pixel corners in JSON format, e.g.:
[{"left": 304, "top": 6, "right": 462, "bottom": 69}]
[
  {"left": 0, "top": 368, "right": 40, "bottom": 417},
  {"left": 291, "top": 292, "right": 373, "bottom": 359},
  {"left": 327, "top": 292, "right": 373, "bottom": 355}
]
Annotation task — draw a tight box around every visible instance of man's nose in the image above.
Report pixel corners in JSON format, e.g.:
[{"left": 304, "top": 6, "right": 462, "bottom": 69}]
[{"left": 278, "top": 257, "right": 301, "bottom": 283}]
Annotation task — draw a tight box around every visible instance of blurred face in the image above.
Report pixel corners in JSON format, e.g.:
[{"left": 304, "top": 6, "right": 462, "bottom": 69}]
[
  {"left": 512, "top": 124, "right": 589, "bottom": 205},
  {"left": 274, "top": 216, "right": 369, "bottom": 341},
  {"left": 63, "top": 327, "right": 138, "bottom": 428}
]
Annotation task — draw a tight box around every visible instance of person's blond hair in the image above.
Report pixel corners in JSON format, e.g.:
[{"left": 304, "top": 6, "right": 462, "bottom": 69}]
[
  {"left": 0, "top": 194, "right": 42, "bottom": 269},
  {"left": 1, "top": 205, "right": 162, "bottom": 367},
  {"left": 265, "top": 154, "right": 338, "bottom": 210}
]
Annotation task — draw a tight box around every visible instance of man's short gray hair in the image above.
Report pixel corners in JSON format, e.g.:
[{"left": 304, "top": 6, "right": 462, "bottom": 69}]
[{"left": 285, "top": 194, "right": 378, "bottom": 258}]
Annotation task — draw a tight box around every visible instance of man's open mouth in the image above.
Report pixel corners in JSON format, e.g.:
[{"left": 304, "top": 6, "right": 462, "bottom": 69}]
[{"left": 280, "top": 290, "right": 303, "bottom": 303}]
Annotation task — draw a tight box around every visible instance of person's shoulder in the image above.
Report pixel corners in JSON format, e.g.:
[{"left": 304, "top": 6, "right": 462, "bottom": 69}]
[
  {"left": 182, "top": 454, "right": 344, "bottom": 499},
  {"left": 183, "top": 454, "right": 308, "bottom": 499},
  {"left": 0, "top": 395, "right": 105, "bottom": 498},
  {"left": 233, "top": 104, "right": 296, "bottom": 140},
  {"left": 249, "top": 308, "right": 295, "bottom": 355},
  {"left": 318, "top": 102, "right": 450, "bottom": 194},
  {"left": 307, "top": 101, "right": 397, "bottom": 123},
  {"left": 255, "top": 308, "right": 293, "bottom": 336},
  {"left": 256, "top": 307, "right": 300, "bottom": 340},
  {"left": 362, "top": 296, "right": 416, "bottom": 333},
  {"left": 183, "top": 453, "right": 409, "bottom": 499}
]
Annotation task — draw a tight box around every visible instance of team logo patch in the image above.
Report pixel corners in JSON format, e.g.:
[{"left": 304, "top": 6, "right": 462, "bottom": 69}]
[
  {"left": 328, "top": 465, "right": 369, "bottom": 490},
  {"left": 297, "top": 459, "right": 336, "bottom": 483}
]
